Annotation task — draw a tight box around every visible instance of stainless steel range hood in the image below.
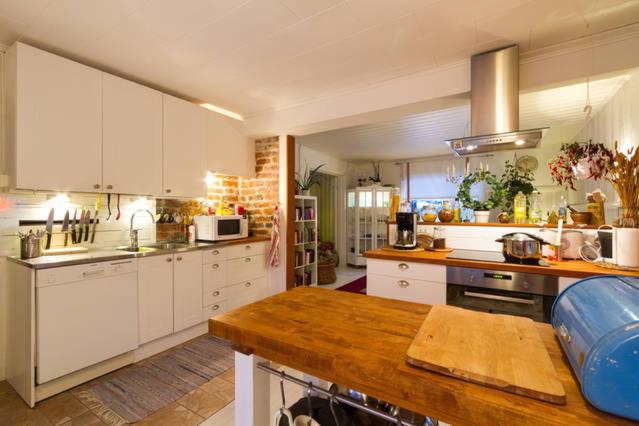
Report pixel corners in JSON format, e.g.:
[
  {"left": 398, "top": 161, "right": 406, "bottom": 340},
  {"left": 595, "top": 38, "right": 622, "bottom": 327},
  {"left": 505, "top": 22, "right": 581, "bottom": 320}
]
[{"left": 446, "top": 45, "right": 547, "bottom": 156}]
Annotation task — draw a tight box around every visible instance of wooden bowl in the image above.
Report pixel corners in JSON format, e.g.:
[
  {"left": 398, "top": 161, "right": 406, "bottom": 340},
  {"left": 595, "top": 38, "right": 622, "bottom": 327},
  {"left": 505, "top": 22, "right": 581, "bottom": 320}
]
[{"left": 570, "top": 211, "right": 592, "bottom": 225}]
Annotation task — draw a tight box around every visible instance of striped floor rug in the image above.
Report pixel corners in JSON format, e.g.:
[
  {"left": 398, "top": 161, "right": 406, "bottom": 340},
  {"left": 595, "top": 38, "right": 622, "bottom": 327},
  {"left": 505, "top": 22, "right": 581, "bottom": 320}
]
[{"left": 73, "top": 334, "right": 234, "bottom": 424}]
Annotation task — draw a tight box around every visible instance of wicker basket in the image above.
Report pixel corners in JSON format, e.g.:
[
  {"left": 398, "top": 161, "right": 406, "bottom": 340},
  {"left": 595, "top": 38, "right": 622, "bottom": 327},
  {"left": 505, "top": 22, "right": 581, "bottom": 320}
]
[{"left": 318, "top": 260, "right": 337, "bottom": 285}]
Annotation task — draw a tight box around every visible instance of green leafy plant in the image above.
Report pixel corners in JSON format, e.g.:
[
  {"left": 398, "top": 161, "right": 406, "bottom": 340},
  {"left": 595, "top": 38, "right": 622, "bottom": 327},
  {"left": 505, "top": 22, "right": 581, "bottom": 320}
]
[
  {"left": 295, "top": 163, "right": 325, "bottom": 191},
  {"left": 457, "top": 169, "right": 506, "bottom": 211},
  {"left": 501, "top": 159, "right": 536, "bottom": 214}
]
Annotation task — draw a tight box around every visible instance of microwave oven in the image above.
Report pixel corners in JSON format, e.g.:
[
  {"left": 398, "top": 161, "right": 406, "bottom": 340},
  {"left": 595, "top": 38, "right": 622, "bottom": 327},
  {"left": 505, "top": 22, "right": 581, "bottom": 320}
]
[{"left": 194, "top": 215, "right": 248, "bottom": 241}]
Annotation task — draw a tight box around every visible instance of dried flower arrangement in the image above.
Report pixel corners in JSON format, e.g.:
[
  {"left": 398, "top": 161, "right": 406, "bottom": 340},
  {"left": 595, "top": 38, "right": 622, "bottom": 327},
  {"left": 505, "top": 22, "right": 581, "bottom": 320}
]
[{"left": 606, "top": 143, "right": 639, "bottom": 228}]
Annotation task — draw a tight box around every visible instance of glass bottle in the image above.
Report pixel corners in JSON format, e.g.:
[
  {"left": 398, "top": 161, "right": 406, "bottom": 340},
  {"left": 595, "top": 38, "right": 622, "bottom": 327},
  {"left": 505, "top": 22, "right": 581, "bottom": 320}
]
[
  {"left": 453, "top": 198, "right": 461, "bottom": 223},
  {"left": 529, "top": 191, "right": 542, "bottom": 224},
  {"left": 558, "top": 196, "right": 568, "bottom": 221},
  {"left": 514, "top": 191, "right": 527, "bottom": 224}
]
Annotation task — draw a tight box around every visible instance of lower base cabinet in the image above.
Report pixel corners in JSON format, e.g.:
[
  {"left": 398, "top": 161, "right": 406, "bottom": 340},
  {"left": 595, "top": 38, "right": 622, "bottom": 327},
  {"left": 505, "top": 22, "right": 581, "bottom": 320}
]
[
  {"left": 138, "top": 255, "right": 174, "bottom": 344},
  {"left": 173, "top": 251, "right": 204, "bottom": 332},
  {"left": 368, "top": 273, "right": 446, "bottom": 305}
]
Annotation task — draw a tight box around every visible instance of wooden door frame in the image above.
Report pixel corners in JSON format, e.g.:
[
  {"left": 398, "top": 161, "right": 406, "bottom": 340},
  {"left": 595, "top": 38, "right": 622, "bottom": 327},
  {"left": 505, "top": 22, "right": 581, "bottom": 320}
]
[{"left": 285, "top": 135, "right": 296, "bottom": 290}]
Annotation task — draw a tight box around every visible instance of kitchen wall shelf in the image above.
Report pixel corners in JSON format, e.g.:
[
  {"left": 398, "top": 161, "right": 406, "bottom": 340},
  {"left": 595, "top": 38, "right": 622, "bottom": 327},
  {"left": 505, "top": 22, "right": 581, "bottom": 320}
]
[{"left": 294, "top": 195, "right": 318, "bottom": 286}]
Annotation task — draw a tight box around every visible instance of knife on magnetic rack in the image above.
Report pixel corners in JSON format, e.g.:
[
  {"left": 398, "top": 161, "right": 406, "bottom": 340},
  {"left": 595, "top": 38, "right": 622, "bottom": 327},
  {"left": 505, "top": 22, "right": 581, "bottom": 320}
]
[{"left": 62, "top": 210, "right": 70, "bottom": 247}]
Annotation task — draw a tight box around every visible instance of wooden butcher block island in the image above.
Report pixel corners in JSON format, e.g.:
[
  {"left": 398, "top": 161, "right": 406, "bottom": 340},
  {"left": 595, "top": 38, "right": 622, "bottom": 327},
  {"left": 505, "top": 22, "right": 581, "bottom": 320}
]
[{"left": 209, "top": 287, "right": 633, "bottom": 426}]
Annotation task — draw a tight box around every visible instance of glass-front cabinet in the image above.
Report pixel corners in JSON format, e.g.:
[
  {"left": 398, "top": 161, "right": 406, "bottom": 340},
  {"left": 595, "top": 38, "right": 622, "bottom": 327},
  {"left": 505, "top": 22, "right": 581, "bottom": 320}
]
[{"left": 347, "top": 186, "right": 394, "bottom": 266}]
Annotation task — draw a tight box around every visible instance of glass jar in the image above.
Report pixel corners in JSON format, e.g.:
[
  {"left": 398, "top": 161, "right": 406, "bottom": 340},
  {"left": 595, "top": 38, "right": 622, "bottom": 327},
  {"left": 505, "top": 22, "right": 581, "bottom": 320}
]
[
  {"left": 433, "top": 226, "right": 446, "bottom": 249},
  {"left": 438, "top": 201, "right": 454, "bottom": 223},
  {"left": 422, "top": 204, "right": 437, "bottom": 223}
]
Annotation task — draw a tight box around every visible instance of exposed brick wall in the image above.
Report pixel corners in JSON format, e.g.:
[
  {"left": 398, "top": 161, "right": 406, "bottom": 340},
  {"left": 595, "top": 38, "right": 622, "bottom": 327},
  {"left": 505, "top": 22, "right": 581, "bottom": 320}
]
[{"left": 207, "top": 136, "right": 279, "bottom": 237}]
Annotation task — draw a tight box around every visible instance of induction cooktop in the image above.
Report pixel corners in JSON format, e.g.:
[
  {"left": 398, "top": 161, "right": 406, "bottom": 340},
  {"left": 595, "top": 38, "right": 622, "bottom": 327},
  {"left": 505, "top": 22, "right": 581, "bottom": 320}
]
[{"left": 447, "top": 249, "right": 549, "bottom": 266}]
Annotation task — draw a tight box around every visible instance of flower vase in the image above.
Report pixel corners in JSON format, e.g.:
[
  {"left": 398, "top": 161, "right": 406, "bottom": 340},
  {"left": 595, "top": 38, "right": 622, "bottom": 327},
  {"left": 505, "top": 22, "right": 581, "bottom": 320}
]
[{"left": 619, "top": 207, "right": 639, "bottom": 228}]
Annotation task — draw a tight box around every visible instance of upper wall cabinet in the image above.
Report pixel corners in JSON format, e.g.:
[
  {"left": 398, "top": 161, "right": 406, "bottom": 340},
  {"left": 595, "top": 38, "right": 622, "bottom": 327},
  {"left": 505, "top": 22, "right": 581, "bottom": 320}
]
[
  {"left": 103, "top": 74, "right": 163, "bottom": 196},
  {"left": 6, "top": 43, "right": 103, "bottom": 193},
  {"left": 206, "top": 112, "right": 256, "bottom": 178},
  {"left": 163, "top": 95, "right": 207, "bottom": 198}
]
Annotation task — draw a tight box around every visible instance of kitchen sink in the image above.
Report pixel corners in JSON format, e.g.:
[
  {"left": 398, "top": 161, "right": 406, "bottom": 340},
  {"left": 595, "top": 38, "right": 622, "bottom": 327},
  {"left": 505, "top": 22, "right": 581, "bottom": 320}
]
[
  {"left": 146, "top": 242, "right": 190, "bottom": 250},
  {"left": 116, "top": 246, "right": 158, "bottom": 253}
]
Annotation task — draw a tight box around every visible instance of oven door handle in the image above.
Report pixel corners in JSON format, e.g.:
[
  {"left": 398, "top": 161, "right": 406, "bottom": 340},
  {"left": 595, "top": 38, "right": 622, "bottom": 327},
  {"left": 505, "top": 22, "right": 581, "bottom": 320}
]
[{"left": 463, "top": 291, "right": 535, "bottom": 305}]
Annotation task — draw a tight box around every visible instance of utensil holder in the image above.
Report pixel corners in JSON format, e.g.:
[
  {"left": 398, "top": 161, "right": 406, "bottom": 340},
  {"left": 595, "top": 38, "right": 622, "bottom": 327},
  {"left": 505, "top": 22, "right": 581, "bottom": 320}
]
[{"left": 20, "top": 237, "right": 43, "bottom": 259}]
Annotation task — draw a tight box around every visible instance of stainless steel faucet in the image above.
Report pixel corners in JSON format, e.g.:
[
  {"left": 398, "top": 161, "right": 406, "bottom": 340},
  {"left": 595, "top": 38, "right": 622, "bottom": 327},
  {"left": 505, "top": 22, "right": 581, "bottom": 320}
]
[{"left": 130, "top": 209, "right": 156, "bottom": 250}]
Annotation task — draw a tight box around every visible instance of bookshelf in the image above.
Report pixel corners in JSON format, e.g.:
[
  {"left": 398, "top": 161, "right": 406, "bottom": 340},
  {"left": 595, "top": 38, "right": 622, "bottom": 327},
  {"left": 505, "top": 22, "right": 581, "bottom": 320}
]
[{"left": 294, "top": 195, "right": 318, "bottom": 286}]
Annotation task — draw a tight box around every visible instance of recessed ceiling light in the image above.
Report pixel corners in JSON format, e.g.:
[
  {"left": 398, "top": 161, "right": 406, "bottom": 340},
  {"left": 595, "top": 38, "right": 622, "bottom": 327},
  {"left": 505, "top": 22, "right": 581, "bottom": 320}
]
[
  {"left": 200, "top": 103, "right": 243, "bottom": 121},
  {"left": 515, "top": 139, "right": 526, "bottom": 146}
]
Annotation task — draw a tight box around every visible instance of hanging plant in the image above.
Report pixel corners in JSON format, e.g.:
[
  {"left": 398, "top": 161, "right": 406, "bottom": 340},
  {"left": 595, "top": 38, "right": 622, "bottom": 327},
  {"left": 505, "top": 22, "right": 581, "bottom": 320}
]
[
  {"left": 369, "top": 161, "right": 382, "bottom": 184},
  {"left": 548, "top": 141, "right": 613, "bottom": 190},
  {"left": 457, "top": 169, "right": 506, "bottom": 211}
]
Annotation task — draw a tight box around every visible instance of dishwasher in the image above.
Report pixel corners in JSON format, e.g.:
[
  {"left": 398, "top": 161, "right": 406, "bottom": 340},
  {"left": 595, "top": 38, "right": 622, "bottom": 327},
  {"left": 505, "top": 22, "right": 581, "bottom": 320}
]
[{"left": 36, "top": 259, "right": 139, "bottom": 384}]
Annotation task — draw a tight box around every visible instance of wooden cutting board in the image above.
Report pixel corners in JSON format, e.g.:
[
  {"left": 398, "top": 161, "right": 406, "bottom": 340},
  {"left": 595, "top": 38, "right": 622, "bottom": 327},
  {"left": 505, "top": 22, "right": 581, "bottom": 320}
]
[{"left": 406, "top": 305, "right": 566, "bottom": 404}]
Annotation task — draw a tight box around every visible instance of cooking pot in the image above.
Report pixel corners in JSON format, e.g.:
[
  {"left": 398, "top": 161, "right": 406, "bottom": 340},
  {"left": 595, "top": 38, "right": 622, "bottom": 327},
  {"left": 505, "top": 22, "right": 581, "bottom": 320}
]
[{"left": 495, "top": 232, "right": 549, "bottom": 262}]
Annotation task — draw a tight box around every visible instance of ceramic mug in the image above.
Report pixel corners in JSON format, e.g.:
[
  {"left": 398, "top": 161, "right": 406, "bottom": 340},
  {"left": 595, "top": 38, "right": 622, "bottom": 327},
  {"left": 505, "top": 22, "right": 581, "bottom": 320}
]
[{"left": 273, "top": 407, "right": 294, "bottom": 426}]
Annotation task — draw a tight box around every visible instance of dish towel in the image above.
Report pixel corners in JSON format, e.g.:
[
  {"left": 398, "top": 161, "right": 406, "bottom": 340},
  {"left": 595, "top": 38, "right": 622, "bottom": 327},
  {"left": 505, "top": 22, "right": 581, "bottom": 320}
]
[{"left": 269, "top": 205, "right": 280, "bottom": 267}]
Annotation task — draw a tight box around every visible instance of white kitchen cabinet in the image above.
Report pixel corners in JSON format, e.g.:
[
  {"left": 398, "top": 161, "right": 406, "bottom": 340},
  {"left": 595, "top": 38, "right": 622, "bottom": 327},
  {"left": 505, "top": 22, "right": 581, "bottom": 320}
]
[
  {"left": 368, "top": 273, "right": 447, "bottom": 305},
  {"left": 5, "top": 42, "right": 102, "bottom": 192},
  {"left": 163, "top": 94, "right": 207, "bottom": 198},
  {"left": 138, "top": 255, "right": 174, "bottom": 344},
  {"left": 173, "top": 251, "right": 204, "bottom": 332},
  {"left": 103, "top": 73, "right": 163, "bottom": 196},
  {"left": 366, "top": 259, "right": 447, "bottom": 305},
  {"left": 205, "top": 111, "right": 255, "bottom": 178}
]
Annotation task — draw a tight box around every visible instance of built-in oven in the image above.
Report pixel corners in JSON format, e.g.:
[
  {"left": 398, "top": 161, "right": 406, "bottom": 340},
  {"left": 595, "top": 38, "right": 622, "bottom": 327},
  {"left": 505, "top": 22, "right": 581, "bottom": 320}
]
[{"left": 446, "top": 266, "right": 558, "bottom": 323}]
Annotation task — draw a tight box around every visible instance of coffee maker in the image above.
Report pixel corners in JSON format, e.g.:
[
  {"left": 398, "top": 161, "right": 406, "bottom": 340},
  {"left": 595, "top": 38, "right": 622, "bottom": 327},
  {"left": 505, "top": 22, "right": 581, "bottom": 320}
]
[{"left": 394, "top": 212, "right": 418, "bottom": 250}]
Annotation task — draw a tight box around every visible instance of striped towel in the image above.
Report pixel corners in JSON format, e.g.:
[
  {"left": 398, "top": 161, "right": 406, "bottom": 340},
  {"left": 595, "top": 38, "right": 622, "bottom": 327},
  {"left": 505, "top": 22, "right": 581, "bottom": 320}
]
[{"left": 269, "top": 205, "right": 280, "bottom": 267}]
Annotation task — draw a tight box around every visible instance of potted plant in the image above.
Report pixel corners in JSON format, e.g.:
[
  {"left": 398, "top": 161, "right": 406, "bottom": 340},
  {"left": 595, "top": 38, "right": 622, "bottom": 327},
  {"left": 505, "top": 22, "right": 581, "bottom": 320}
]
[
  {"left": 501, "top": 159, "right": 536, "bottom": 216},
  {"left": 457, "top": 169, "right": 505, "bottom": 223},
  {"left": 369, "top": 161, "right": 382, "bottom": 185},
  {"left": 295, "top": 163, "right": 325, "bottom": 195},
  {"left": 548, "top": 141, "right": 613, "bottom": 190}
]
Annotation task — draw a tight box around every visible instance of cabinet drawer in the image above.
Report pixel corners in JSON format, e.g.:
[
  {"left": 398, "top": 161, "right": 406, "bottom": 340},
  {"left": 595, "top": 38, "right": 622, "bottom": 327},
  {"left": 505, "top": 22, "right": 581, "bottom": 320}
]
[
  {"left": 229, "top": 277, "right": 267, "bottom": 309},
  {"left": 367, "top": 273, "right": 446, "bottom": 305},
  {"left": 367, "top": 259, "right": 445, "bottom": 283},
  {"left": 203, "top": 284, "right": 232, "bottom": 307},
  {"left": 202, "top": 299, "right": 228, "bottom": 321},
  {"left": 203, "top": 247, "right": 227, "bottom": 264},
  {"left": 227, "top": 242, "right": 264, "bottom": 259},
  {"left": 203, "top": 261, "right": 227, "bottom": 292},
  {"left": 228, "top": 254, "right": 266, "bottom": 284}
]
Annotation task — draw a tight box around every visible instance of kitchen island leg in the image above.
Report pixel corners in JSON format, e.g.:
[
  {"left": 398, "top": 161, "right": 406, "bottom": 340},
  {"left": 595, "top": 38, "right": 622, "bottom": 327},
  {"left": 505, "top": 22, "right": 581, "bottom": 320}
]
[{"left": 235, "top": 351, "right": 270, "bottom": 426}]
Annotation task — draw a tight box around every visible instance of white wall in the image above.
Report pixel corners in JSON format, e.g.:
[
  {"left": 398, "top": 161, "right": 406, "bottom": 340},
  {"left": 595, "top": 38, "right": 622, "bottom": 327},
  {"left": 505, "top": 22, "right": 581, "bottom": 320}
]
[
  {"left": 574, "top": 73, "right": 639, "bottom": 207},
  {"left": 345, "top": 160, "right": 402, "bottom": 189},
  {"left": 296, "top": 143, "right": 347, "bottom": 176}
]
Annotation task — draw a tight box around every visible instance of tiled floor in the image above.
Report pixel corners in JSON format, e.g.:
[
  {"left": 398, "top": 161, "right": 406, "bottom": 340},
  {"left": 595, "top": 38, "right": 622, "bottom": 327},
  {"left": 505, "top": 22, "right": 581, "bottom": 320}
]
[{"left": 0, "top": 366, "right": 235, "bottom": 425}]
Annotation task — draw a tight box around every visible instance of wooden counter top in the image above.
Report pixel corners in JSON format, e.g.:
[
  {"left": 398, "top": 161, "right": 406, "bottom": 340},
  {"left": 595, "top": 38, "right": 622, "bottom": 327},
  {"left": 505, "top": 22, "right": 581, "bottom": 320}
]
[
  {"left": 388, "top": 221, "right": 598, "bottom": 229},
  {"left": 209, "top": 287, "right": 632, "bottom": 425},
  {"left": 364, "top": 248, "right": 639, "bottom": 279}
]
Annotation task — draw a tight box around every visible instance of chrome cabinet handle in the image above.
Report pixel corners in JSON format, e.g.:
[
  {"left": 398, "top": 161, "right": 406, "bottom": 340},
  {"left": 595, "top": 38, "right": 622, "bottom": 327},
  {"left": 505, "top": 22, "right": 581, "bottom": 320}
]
[
  {"left": 212, "top": 263, "right": 219, "bottom": 269},
  {"left": 212, "top": 250, "right": 219, "bottom": 255},
  {"left": 106, "top": 184, "right": 113, "bottom": 190},
  {"left": 176, "top": 256, "right": 182, "bottom": 261},
  {"left": 93, "top": 184, "right": 100, "bottom": 189},
  {"left": 165, "top": 189, "right": 172, "bottom": 193},
  {"left": 398, "top": 280, "right": 409, "bottom": 287},
  {"left": 212, "top": 304, "right": 219, "bottom": 311},
  {"left": 245, "top": 257, "right": 251, "bottom": 262},
  {"left": 463, "top": 291, "right": 534, "bottom": 305},
  {"left": 245, "top": 282, "right": 252, "bottom": 287},
  {"left": 398, "top": 263, "right": 409, "bottom": 270},
  {"left": 166, "top": 257, "right": 172, "bottom": 262},
  {"left": 212, "top": 291, "right": 220, "bottom": 296},
  {"left": 245, "top": 245, "right": 252, "bottom": 250},
  {"left": 83, "top": 270, "right": 105, "bottom": 277},
  {"left": 558, "top": 323, "right": 572, "bottom": 343}
]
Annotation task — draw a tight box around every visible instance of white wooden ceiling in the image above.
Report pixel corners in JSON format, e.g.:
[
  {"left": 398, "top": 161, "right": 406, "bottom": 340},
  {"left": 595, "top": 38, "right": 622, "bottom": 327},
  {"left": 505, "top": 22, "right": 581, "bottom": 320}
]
[
  {"left": 297, "top": 72, "right": 634, "bottom": 160},
  {"left": 0, "top": 0, "right": 638, "bottom": 117}
]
